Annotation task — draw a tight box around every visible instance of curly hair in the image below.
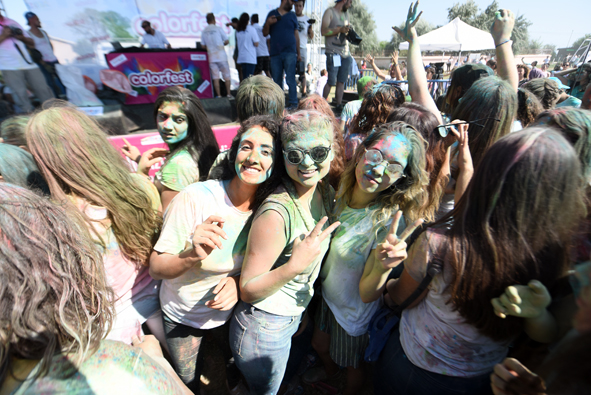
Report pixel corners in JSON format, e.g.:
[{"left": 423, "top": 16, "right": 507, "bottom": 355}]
[
  {"left": 297, "top": 94, "right": 345, "bottom": 189},
  {"left": 336, "top": 122, "right": 429, "bottom": 234},
  {"left": 517, "top": 88, "right": 544, "bottom": 128},
  {"left": 349, "top": 83, "right": 405, "bottom": 137},
  {"left": 387, "top": 103, "right": 445, "bottom": 222},
  {"left": 153, "top": 86, "right": 220, "bottom": 180},
  {"left": 0, "top": 184, "right": 114, "bottom": 384},
  {"left": 26, "top": 105, "right": 162, "bottom": 265},
  {"left": 522, "top": 78, "right": 561, "bottom": 110},
  {"left": 209, "top": 115, "right": 285, "bottom": 212}
]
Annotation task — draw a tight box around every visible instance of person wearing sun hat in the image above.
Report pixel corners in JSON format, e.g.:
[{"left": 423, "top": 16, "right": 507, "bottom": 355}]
[
  {"left": 551, "top": 77, "right": 583, "bottom": 108},
  {"left": 339, "top": 75, "right": 376, "bottom": 136}
]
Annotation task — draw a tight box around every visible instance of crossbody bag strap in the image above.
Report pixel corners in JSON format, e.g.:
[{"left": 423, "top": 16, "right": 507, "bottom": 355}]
[
  {"left": 13, "top": 41, "right": 33, "bottom": 64},
  {"left": 392, "top": 256, "right": 443, "bottom": 315}
]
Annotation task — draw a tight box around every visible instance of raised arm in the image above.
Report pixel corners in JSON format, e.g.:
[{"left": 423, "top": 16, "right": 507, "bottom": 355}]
[
  {"left": 393, "top": 1, "right": 443, "bottom": 124},
  {"left": 365, "top": 54, "right": 387, "bottom": 81},
  {"left": 491, "top": 9, "right": 518, "bottom": 91},
  {"left": 391, "top": 50, "right": 403, "bottom": 81}
]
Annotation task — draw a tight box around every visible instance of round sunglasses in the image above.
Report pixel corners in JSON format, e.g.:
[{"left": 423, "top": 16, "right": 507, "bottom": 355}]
[
  {"left": 283, "top": 146, "right": 331, "bottom": 165},
  {"left": 364, "top": 149, "right": 406, "bottom": 179},
  {"left": 436, "top": 117, "right": 500, "bottom": 137}
]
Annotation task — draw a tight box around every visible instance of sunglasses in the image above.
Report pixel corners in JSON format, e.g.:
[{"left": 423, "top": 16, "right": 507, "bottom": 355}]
[
  {"left": 364, "top": 149, "right": 406, "bottom": 179},
  {"left": 436, "top": 117, "right": 501, "bottom": 137},
  {"left": 283, "top": 146, "right": 331, "bottom": 165}
]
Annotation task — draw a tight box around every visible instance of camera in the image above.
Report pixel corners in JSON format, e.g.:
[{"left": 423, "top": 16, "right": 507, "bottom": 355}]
[
  {"left": 346, "top": 26, "right": 362, "bottom": 46},
  {"left": 8, "top": 26, "right": 23, "bottom": 36}
]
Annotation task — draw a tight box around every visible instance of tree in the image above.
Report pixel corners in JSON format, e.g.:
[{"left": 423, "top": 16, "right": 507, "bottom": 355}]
[
  {"left": 571, "top": 34, "right": 591, "bottom": 50},
  {"left": 348, "top": 0, "right": 379, "bottom": 54},
  {"left": 447, "top": 0, "right": 531, "bottom": 54},
  {"left": 99, "top": 11, "right": 134, "bottom": 39}
]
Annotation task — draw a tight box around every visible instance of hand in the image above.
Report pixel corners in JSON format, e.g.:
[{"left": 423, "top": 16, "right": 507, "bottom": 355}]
[
  {"left": 289, "top": 216, "right": 341, "bottom": 274},
  {"left": 391, "top": 50, "right": 399, "bottom": 64},
  {"left": 206, "top": 276, "right": 239, "bottom": 311},
  {"left": 298, "top": 54, "right": 302, "bottom": 62},
  {"left": 137, "top": 147, "right": 168, "bottom": 175},
  {"left": 191, "top": 215, "right": 227, "bottom": 260},
  {"left": 365, "top": 54, "right": 375, "bottom": 66},
  {"left": 490, "top": 358, "right": 545, "bottom": 395},
  {"left": 266, "top": 15, "right": 278, "bottom": 26},
  {"left": 340, "top": 25, "right": 350, "bottom": 35},
  {"left": 490, "top": 9, "right": 515, "bottom": 44},
  {"left": 375, "top": 211, "right": 423, "bottom": 270},
  {"left": 491, "top": 280, "right": 551, "bottom": 319},
  {"left": 449, "top": 121, "right": 473, "bottom": 173},
  {"left": 132, "top": 334, "right": 165, "bottom": 359},
  {"left": 121, "top": 137, "right": 141, "bottom": 162},
  {"left": 393, "top": 1, "right": 423, "bottom": 43},
  {"left": 1, "top": 27, "right": 11, "bottom": 40}
]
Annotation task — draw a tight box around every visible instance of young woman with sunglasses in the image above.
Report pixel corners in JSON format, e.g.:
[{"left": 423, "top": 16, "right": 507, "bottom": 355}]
[
  {"left": 303, "top": 122, "right": 429, "bottom": 395},
  {"left": 230, "top": 110, "right": 340, "bottom": 395},
  {"left": 149, "top": 116, "right": 283, "bottom": 393}
]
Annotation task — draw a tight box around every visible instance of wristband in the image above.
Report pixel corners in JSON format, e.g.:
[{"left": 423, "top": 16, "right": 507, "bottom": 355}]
[
  {"left": 135, "top": 154, "right": 142, "bottom": 163},
  {"left": 495, "top": 39, "right": 512, "bottom": 48}
]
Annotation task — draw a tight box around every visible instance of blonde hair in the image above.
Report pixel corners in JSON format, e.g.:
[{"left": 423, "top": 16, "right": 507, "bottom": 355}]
[{"left": 335, "top": 122, "right": 430, "bottom": 234}]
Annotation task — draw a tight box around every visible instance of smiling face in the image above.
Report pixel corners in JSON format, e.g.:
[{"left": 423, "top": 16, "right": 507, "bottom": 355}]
[
  {"left": 283, "top": 131, "right": 332, "bottom": 192},
  {"left": 235, "top": 126, "right": 275, "bottom": 185},
  {"left": 354, "top": 134, "right": 410, "bottom": 199},
  {"left": 156, "top": 101, "right": 189, "bottom": 145}
]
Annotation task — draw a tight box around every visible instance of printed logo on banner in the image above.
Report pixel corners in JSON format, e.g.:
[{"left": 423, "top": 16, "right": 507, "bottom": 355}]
[
  {"left": 191, "top": 54, "right": 206, "bottom": 61},
  {"left": 109, "top": 54, "right": 128, "bottom": 67},
  {"left": 141, "top": 135, "right": 165, "bottom": 145},
  {"left": 197, "top": 79, "right": 210, "bottom": 94},
  {"left": 128, "top": 69, "right": 195, "bottom": 87}
]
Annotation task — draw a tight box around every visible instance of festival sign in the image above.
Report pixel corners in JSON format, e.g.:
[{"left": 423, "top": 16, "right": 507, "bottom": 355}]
[
  {"left": 105, "top": 51, "right": 213, "bottom": 104},
  {"left": 24, "top": 0, "right": 278, "bottom": 66}
]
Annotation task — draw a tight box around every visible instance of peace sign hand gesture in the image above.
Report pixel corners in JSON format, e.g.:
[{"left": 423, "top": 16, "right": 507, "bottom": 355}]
[
  {"left": 288, "top": 216, "right": 341, "bottom": 275},
  {"left": 375, "top": 211, "right": 423, "bottom": 270},
  {"left": 393, "top": 1, "right": 423, "bottom": 43}
]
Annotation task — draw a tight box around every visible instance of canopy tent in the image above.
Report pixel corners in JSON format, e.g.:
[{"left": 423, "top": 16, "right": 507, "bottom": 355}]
[{"left": 399, "top": 17, "right": 495, "bottom": 52}]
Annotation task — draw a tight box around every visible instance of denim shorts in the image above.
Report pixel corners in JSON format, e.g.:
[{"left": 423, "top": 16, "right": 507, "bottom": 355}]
[{"left": 326, "top": 53, "right": 352, "bottom": 85}]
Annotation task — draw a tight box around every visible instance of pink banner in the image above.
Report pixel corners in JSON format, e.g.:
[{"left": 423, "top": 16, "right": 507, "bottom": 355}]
[
  {"left": 105, "top": 51, "right": 214, "bottom": 105},
  {"left": 108, "top": 124, "right": 239, "bottom": 178}
]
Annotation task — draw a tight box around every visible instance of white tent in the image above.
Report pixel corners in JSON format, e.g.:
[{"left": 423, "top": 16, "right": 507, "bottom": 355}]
[{"left": 399, "top": 17, "right": 495, "bottom": 52}]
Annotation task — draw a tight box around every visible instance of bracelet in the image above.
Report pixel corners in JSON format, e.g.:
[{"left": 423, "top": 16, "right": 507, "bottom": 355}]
[
  {"left": 135, "top": 154, "right": 141, "bottom": 163},
  {"left": 495, "top": 39, "right": 512, "bottom": 48}
]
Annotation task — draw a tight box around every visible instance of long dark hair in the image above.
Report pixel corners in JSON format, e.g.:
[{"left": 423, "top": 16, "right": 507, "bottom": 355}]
[
  {"left": 209, "top": 115, "right": 285, "bottom": 212},
  {"left": 440, "top": 128, "right": 585, "bottom": 341},
  {"left": 237, "top": 13, "right": 249, "bottom": 32},
  {"left": 387, "top": 103, "right": 445, "bottom": 222},
  {"left": 153, "top": 86, "right": 220, "bottom": 180}
]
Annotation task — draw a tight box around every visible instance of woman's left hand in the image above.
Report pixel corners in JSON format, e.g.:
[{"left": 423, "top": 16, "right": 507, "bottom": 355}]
[
  {"left": 449, "top": 121, "right": 473, "bottom": 173},
  {"left": 206, "top": 276, "right": 239, "bottom": 311},
  {"left": 137, "top": 147, "right": 168, "bottom": 176}
]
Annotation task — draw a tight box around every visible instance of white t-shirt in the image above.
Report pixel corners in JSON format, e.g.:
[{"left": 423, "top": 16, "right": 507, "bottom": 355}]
[
  {"left": 154, "top": 180, "right": 252, "bottom": 329},
  {"left": 201, "top": 24, "right": 229, "bottom": 63},
  {"left": 400, "top": 229, "right": 510, "bottom": 377},
  {"left": 0, "top": 18, "right": 37, "bottom": 70},
  {"left": 252, "top": 23, "right": 269, "bottom": 57},
  {"left": 321, "top": 206, "right": 404, "bottom": 336},
  {"left": 296, "top": 15, "right": 310, "bottom": 50},
  {"left": 236, "top": 25, "right": 259, "bottom": 65},
  {"left": 29, "top": 29, "right": 57, "bottom": 62},
  {"left": 141, "top": 30, "right": 169, "bottom": 49}
]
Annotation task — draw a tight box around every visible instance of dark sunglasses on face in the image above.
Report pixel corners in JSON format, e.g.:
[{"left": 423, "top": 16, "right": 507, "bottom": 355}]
[
  {"left": 436, "top": 117, "right": 501, "bottom": 137},
  {"left": 283, "top": 146, "right": 331, "bottom": 165}
]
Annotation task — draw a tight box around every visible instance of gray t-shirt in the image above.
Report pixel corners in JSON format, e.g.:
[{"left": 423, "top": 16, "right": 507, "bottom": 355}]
[{"left": 324, "top": 7, "right": 349, "bottom": 57}]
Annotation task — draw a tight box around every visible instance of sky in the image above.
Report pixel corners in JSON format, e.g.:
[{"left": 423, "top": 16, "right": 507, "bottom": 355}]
[{"left": 2, "top": 0, "right": 589, "bottom": 49}]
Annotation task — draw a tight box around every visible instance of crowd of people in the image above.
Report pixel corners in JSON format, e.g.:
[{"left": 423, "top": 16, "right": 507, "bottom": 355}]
[{"left": 2, "top": 1, "right": 591, "bottom": 395}]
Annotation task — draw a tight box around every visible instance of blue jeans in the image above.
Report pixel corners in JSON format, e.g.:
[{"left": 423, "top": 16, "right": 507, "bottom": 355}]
[
  {"left": 230, "top": 301, "right": 301, "bottom": 395},
  {"left": 239, "top": 63, "right": 256, "bottom": 81},
  {"left": 374, "top": 326, "right": 493, "bottom": 395},
  {"left": 38, "top": 61, "right": 66, "bottom": 97},
  {"left": 270, "top": 52, "right": 297, "bottom": 107}
]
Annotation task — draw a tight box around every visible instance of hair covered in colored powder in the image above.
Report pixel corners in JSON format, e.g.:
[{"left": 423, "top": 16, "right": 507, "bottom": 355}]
[
  {"left": 0, "top": 115, "right": 29, "bottom": 147},
  {"left": 26, "top": 104, "right": 162, "bottom": 265},
  {"left": 0, "top": 183, "right": 114, "bottom": 383},
  {"left": 280, "top": 110, "right": 334, "bottom": 146},
  {"left": 336, "top": 121, "right": 429, "bottom": 233},
  {"left": 236, "top": 75, "right": 285, "bottom": 121}
]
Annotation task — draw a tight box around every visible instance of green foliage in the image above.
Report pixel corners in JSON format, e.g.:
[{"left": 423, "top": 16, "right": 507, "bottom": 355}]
[
  {"left": 572, "top": 34, "right": 591, "bottom": 50},
  {"left": 348, "top": 0, "right": 379, "bottom": 54},
  {"left": 99, "top": 11, "right": 134, "bottom": 39},
  {"left": 447, "top": 0, "right": 532, "bottom": 54},
  {"left": 389, "top": 18, "right": 435, "bottom": 52}
]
